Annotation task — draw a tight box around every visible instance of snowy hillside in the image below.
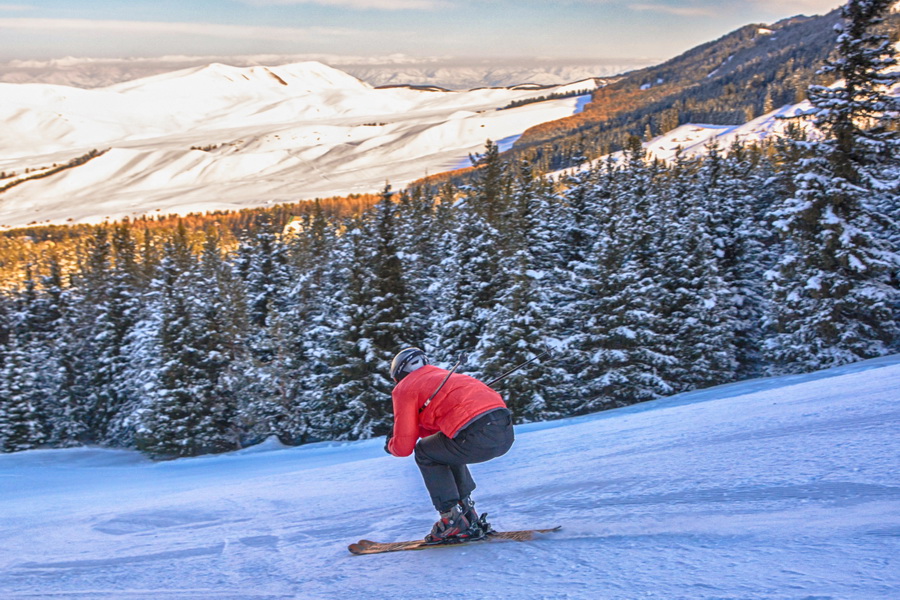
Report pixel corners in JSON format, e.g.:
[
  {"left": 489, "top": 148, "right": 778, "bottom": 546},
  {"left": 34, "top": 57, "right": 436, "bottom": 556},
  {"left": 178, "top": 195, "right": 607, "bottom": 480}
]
[
  {"left": 1, "top": 356, "right": 898, "bottom": 600},
  {"left": 0, "top": 61, "right": 594, "bottom": 228},
  {"left": 641, "top": 103, "right": 812, "bottom": 162}
]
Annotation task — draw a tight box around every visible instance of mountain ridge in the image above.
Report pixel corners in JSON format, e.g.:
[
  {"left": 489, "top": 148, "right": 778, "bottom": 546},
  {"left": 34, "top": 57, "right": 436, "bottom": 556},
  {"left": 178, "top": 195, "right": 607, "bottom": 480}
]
[
  {"left": 0, "top": 55, "right": 651, "bottom": 90},
  {"left": 500, "top": 8, "right": 852, "bottom": 170},
  {"left": 0, "top": 61, "right": 596, "bottom": 227}
]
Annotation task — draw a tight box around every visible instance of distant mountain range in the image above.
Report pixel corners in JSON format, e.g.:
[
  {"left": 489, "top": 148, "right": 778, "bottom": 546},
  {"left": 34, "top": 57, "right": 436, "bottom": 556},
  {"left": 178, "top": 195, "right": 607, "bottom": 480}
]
[{"left": 0, "top": 55, "right": 652, "bottom": 90}]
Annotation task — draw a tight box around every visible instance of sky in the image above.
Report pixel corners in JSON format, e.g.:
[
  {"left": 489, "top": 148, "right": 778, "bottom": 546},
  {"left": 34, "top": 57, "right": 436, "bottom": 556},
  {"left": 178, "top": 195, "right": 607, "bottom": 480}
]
[{"left": 0, "top": 0, "right": 848, "bottom": 63}]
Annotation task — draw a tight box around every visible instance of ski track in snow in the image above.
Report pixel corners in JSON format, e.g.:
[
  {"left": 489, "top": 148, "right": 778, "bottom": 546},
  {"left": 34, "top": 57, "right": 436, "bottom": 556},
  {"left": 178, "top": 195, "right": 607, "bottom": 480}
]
[{"left": 1, "top": 356, "right": 899, "bottom": 599}]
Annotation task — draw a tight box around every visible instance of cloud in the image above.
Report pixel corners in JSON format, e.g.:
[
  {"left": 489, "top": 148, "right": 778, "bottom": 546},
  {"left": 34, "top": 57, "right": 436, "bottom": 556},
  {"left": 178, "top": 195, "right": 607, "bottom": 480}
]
[
  {"left": 626, "top": 0, "right": 843, "bottom": 17},
  {"left": 0, "top": 18, "right": 360, "bottom": 41},
  {"left": 239, "top": 0, "right": 449, "bottom": 9},
  {"left": 628, "top": 3, "right": 714, "bottom": 16},
  {"left": 746, "top": 0, "right": 845, "bottom": 11},
  {"left": 0, "top": 4, "right": 34, "bottom": 10}
]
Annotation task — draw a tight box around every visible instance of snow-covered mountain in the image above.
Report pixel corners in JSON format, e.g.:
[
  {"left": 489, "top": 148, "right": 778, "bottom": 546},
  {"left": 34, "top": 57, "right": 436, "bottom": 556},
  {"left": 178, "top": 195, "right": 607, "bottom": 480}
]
[
  {"left": 1, "top": 355, "right": 897, "bottom": 599},
  {"left": 0, "top": 61, "right": 595, "bottom": 228},
  {"left": 0, "top": 54, "right": 650, "bottom": 90}
]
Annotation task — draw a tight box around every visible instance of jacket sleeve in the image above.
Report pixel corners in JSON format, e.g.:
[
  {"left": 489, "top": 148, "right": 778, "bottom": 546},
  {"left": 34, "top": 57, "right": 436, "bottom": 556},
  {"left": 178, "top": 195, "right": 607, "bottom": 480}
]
[{"left": 387, "top": 386, "right": 420, "bottom": 457}]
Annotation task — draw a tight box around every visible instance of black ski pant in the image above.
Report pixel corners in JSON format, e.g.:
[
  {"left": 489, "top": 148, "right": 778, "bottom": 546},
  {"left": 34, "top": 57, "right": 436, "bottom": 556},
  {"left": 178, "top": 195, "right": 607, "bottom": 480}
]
[{"left": 414, "top": 408, "right": 515, "bottom": 512}]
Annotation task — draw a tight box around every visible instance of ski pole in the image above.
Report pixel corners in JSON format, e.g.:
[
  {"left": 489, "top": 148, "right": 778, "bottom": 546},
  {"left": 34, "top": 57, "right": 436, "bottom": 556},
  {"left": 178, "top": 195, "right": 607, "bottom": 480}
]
[
  {"left": 485, "top": 349, "right": 552, "bottom": 388},
  {"left": 419, "top": 352, "right": 467, "bottom": 414}
]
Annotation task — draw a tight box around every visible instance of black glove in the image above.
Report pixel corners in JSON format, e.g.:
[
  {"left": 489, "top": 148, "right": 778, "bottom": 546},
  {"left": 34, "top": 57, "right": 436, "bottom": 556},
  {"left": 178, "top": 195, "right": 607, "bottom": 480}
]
[{"left": 384, "top": 435, "right": 393, "bottom": 455}]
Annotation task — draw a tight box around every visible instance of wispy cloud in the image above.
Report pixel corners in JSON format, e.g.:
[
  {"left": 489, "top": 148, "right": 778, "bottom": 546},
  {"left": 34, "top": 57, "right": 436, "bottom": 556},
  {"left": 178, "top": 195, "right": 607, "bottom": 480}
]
[
  {"left": 745, "top": 0, "right": 844, "bottom": 11},
  {"left": 240, "top": 0, "right": 449, "bottom": 9},
  {"left": 0, "top": 18, "right": 361, "bottom": 41},
  {"left": 0, "top": 4, "right": 35, "bottom": 10},
  {"left": 626, "top": 0, "right": 842, "bottom": 16},
  {"left": 628, "top": 3, "right": 714, "bottom": 16}
]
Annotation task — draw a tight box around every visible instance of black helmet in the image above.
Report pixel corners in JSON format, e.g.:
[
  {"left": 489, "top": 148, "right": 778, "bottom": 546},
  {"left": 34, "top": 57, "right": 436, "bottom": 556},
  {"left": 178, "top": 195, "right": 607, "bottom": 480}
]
[{"left": 390, "top": 347, "right": 428, "bottom": 382}]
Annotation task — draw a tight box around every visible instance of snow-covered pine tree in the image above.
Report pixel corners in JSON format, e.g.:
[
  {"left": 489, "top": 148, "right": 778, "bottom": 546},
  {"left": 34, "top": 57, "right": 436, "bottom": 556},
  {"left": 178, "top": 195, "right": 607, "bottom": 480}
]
[
  {"left": 553, "top": 158, "right": 620, "bottom": 411},
  {"left": 232, "top": 214, "right": 292, "bottom": 443},
  {"left": 710, "top": 142, "right": 777, "bottom": 378},
  {"left": 659, "top": 150, "right": 738, "bottom": 390},
  {"left": 0, "top": 331, "right": 45, "bottom": 452},
  {"left": 0, "top": 272, "right": 56, "bottom": 453},
  {"left": 369, "top": 186, "right": 424, "bottom": 355},
  {"left": 394, "top": 186, "right": 444, "bottom": 352},
  {"left": 240, "top": 213, "right": 291, "bottom": 333},
  {"left": 312, "top": 219, "right": 376, "bottom": 440},
  {"left": 319, "top": 227, "right": 382, "bottom": 437},
  {"left": 63, "top": 226, "right": 115, "bottom": 443},
  {"left": 466, "top": 140, "right": 511, "bottom": 229},
  {"left": 435, "top": 196, "right": 503, "bottom": 375},
  {"left": 272, "top": 202, "right": 342, "bottom": 444},
  {"left": 477, "top": 161, "right": 564, "bottom": 421},
  {"left": 318, "top": 189, "right": 421, "bottom": 440},
  {"left": 36, "top": 256, "right": 92, "bottom": 447},
  {"left": 767, "top": 0, "right": 900, "bottom": 372},
  {"left": 570, "top": 144, "right": 675, "bottom": 412},
  {"left": 136, "top": 225, "right": 239, "bottom": 457},
  {"left": 414, "top": 185, "right": 460, "bottom": 356},
  {"left": 90, "top": 223, "right": 143, "bottom": 445},
  {"left": 189, "top": 228, "right": 241, "bottom": 450}
]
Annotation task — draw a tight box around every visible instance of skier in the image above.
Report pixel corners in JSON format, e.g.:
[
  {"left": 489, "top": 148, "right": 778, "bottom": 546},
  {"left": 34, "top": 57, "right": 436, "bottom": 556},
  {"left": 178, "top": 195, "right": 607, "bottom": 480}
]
[{"left": 384, "top": 347, "right": 515, "bottom": 542}]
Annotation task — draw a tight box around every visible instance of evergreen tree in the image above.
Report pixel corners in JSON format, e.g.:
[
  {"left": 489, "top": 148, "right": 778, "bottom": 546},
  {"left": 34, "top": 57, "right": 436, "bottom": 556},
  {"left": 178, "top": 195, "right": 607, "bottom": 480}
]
[
  {"left": 30, "top": 256, "right": 84, "bottom": 446},
  {"left": 466, "top": 140, "right": 511, "bottom": 228},
  {"left": 436, "top": 200, "right": 502, "bottom": 372},
  {"left": 478, "top": 162, "right": 564, "bottom": 421},
  {"left": 709, "top": 143, "right": 776, "bottom": 378},
  {"left": 570, "top": 149, "right": 675, "bottom": 412},
  {"left": 321, "top": 217, "right": 393, "bottom": 440},
  {"left": 767, "top": 0, "right": 900, "bottom": 371},
  {"left": 273, "top": 203, "right": 341, "bottom": 444},
  {"left": 0, "top": 331, "right": 45, "bottom": 452},
  {"left": 659, "top": 152, "right": 738, "bottom": 390},
  {"left": 233, "top": 215, "right": 292, "bottom": 442},
  {"left": 90, "top": 223, "right": 143, "bottom": 445},
  {"left": 136, "top": 229, "right": 239, "bottom": 457}
]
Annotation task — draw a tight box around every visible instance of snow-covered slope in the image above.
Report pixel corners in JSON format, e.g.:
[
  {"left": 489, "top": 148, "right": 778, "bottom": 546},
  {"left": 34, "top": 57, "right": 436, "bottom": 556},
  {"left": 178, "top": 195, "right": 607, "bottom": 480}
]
[
  {"left": 1, "top": 356, "right": 898, "bottom": 599},
  {"left": 640, "top": 103, "right": 812, "bottom": 162},
  {"left": 0, "top": 61, "right": 595, "bottom": 228}
]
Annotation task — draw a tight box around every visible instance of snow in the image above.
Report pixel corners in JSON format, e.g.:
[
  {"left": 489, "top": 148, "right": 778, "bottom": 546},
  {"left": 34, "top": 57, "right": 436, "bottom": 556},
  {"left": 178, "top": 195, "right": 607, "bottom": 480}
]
[
  {"left": 549, "top": 102, "right": 820, "bottom": 182},
  {"left": 2, "top": 355, "right": 898, "bottom": 599},
  {"left": 640, "top": 103, "right": 814, "bottom": 162},
  {"left": 0, "top": 61, "right": 595, "bottom": 228},
  {"left": 0, "top": 54, "right": 647, "bottom": 91}
]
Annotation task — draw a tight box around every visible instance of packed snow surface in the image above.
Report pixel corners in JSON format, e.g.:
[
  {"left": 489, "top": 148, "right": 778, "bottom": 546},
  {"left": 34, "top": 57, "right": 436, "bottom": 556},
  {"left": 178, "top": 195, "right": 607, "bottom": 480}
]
[
  {"left": 0, "top": 61, "right": 594, "bottom": 228},
  {"left": 1, "top": 356, "right": 898, "bottom": 599}
]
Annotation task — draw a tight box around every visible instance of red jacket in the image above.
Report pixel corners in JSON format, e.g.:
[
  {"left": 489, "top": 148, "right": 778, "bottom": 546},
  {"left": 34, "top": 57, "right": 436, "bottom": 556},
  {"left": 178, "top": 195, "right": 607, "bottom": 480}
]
[{"left": 387, "top": 365, "right": 507, "bottom": 457}]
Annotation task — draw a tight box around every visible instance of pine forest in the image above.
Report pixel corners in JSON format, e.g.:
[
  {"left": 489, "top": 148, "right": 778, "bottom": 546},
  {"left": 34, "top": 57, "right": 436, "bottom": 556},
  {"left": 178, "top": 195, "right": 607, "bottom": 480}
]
[{"left": 0, "top": 0, "right": 898, "bottom": 458}]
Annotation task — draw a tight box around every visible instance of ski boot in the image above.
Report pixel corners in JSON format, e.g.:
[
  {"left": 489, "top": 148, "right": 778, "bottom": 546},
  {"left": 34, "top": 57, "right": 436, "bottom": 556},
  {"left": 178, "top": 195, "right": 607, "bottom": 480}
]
[
  {"left": 458, "top": 496, "right": 494, "bottom": 541},
  {"left": 424, "top": 504, "right": 471, "bottom": 544},
  {"left": 459, "top": 495, "right": 478, "bottom": 524}
]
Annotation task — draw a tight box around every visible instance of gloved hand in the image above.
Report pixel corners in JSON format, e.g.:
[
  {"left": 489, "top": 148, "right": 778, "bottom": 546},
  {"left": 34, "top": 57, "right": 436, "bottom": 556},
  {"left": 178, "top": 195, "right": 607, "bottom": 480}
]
[{"left": 384, "top": 435, "right": 393, "bottom": 455}]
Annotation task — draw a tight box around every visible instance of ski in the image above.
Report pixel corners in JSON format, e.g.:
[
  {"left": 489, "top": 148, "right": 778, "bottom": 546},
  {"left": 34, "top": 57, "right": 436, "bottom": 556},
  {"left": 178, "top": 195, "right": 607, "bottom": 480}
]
[{"left": 348, "top": 526, "right": 561, "bottom": 555}]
